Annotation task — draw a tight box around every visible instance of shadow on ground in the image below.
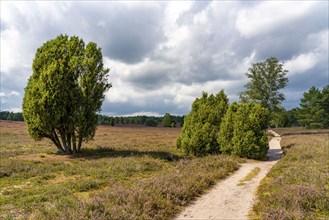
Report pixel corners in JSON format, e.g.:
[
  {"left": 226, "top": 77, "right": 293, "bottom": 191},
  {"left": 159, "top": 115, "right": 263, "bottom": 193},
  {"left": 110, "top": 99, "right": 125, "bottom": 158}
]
[
  {"left": 267, "top": 148, "right": 283, "bottom": 161},
  {"left": 67, "top": 146, "right": 182, "bottom": 162}
]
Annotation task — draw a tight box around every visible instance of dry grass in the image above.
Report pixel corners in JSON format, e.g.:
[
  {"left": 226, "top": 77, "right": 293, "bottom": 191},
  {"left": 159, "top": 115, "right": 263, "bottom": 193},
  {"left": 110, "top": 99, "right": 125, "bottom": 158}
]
[
  {"left": 253, "top": 128, "right": 329, "bottom": 219},
  {"left": 0, "top": 121, "right": 241, "bottom": 219}
]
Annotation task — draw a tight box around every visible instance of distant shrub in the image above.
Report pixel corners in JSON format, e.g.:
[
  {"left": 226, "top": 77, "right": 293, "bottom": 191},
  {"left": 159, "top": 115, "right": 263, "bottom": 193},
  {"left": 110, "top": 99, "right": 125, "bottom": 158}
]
[
  {"left": 177, "top": 90, "right": 229, "bottom": 156},
  {"left": 162, "top": 113, "right": 172, "bottom": 127},
  {"left": 218, "top": 102, "right": 269, "bottom": 159}
]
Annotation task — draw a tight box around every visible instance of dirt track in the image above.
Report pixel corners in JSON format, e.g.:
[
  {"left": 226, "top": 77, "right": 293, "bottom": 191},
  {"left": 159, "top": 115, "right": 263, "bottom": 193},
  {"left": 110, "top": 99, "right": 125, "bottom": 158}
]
[{"left": 175, "top": 130, "right": 282, "bottom": 220}]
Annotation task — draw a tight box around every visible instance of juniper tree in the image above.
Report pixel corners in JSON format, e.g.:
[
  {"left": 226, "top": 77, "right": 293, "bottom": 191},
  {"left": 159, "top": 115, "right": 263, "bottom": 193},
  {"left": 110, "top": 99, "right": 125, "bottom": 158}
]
[
  {"left": 218, "top": 102, "right": 269, "bottom": 159},
  {"left": 22, "top": 35, "right": 111, "bottom": 154},
  {"left": 177, "top": 90, "right": 228, "bottom": 156}
]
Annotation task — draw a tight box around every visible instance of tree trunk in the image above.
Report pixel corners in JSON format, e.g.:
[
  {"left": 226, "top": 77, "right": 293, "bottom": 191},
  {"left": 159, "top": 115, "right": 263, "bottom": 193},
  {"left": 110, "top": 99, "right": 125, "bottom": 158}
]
[
  {"left": 59, "top": 130, "right": 72, "bottom": 154},
  {"left": 72, "top": 133, "right": 77, "bottom": 153},
  {"left": 50, "top": 136, "right": 65, "bottom": 153},
  {"left": 77, "top": 134, "right": 83, "bottom": 152}
]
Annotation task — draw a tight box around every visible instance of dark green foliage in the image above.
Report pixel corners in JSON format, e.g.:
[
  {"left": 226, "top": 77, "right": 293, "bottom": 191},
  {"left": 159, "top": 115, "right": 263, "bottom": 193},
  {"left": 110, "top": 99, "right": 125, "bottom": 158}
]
[
  {"left": 285, "top": 108, "right": 299, "bottom": 127},
  {"left": 177, "top": 90, "right": 229, "bottom": 156},
  {"left": 269, "top": 106, "right": 288, "bottom": 128},
  {"left": 145, "top": 118, "right": 157, "bottom": 127},
  {"left": 218, "top": 102, "right": 270, "bottom": 159},
  {"left": 296, "top": 85, "right": 329, "bottom": 128},
  {"left": 239, "top": 57, "right": 288, "bottom": 122},
  {"left": 22, "top": 35, "right": 111, "bottom": 154},
  {"left": 0, "top": 111, "right": 24, "bottom": 121},
  {"left": 217, "top": 103, "right": 239, "bottom": 154},
  {"left": 162, "top": 113, "right": 172, "bottom": 127}
]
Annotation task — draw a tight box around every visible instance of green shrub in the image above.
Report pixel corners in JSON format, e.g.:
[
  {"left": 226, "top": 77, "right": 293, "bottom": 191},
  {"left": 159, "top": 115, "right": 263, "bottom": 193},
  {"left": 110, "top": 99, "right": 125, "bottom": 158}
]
[
  {"left": 218, "top": 102, "right": 269, "bottom": 159},
  {"left": 177, "top": 90, "right": 228, "bottom": 156},
  {"left": 217, "top": 102, "right": 239, "bottom": 154},
  {"left": 162, "top": 113, "right": 172, "bottom": 127}
]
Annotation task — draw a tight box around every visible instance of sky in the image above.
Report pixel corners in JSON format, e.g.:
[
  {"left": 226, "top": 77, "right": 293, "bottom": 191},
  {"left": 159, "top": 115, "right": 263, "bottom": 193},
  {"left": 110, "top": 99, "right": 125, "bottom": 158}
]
[{"left": 1, "top": 1, "right": 328, "bottom": 116}]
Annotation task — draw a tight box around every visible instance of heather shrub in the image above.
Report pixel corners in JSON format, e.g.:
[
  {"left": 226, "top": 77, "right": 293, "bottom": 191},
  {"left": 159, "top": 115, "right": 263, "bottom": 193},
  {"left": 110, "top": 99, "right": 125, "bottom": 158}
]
[{"left": 253, "top": 131, "right": 329, "bottom": 219}]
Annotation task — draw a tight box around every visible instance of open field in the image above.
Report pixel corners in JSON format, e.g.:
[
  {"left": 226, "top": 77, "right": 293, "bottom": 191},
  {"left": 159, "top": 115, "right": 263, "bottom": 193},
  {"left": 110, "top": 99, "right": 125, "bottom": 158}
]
[
  {"left": 253, "top": 128, "right": 329, "bottom": 219},
  {"left": 0, "top": 121, "right": 241, "bottom": 219}
]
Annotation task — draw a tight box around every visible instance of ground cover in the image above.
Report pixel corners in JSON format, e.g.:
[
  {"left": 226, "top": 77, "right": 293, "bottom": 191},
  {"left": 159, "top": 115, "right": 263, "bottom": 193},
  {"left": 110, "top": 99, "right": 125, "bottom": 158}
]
[
  {"left": 0, "top": 121, "right": 241, "bottom": 219},
  {"left": 253, "top": 127, "right": 329, "bottom": 219}
]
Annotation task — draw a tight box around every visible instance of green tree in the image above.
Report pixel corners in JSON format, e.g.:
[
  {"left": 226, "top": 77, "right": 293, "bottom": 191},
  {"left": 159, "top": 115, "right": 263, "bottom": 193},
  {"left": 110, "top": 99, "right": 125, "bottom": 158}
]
[
  {"left": 320, "top": 85, "right": 329, "bottom": 128},
  {"left": 162, "top": 113, "right": 172, "bottom": 127},
  {"left": 269, "top": 106, "right": 289, "bottom": 128},
  {"left": 177, "top": 90, "right": 228, "bottom": 156},
  {"left": 239, "top": 57, "right": 288, "bottom": 122},
  {"left": 286, "top": 108, "right": 299, "bottom": 127},
  {"left": 296, "top": 85, "right": 329, "bottom": 128},
  {"left": 22, "top": 35, "right": 111, "bottom": 154},
  {"left": 218, "top": 102, "right": 269, "bottom": 159}
]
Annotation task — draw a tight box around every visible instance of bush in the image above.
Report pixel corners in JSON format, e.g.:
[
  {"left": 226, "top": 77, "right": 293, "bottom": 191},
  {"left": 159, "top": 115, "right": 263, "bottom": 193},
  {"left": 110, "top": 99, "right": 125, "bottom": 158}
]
[
  {"left": 162, "top": 113, "right": 172, "bottom": 127},
  {"left": 177, "top": 90, "right": 228, "bottom": 156},
  {"left": 218, "top": 102, "right": 269, "bottom": 159}
]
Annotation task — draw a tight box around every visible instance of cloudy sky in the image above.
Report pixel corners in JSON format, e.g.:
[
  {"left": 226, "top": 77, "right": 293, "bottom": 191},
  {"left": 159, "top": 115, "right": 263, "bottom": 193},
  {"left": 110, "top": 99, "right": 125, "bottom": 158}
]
[{"left": 1, "top": 1, "right": 328, "bottom": 116}]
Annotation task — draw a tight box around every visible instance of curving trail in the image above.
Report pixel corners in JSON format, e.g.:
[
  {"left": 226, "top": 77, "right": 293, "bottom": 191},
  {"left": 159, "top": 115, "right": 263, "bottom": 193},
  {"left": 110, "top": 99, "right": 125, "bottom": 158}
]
[{"left": 175, "top": 130, "right": 282, "bottom": 220}]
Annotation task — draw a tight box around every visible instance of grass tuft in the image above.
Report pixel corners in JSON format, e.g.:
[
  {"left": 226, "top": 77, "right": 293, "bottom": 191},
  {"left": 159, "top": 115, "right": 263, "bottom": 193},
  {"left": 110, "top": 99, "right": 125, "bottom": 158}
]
[{"left": 238, "top": 167, "right": 261, "bottom": 186}]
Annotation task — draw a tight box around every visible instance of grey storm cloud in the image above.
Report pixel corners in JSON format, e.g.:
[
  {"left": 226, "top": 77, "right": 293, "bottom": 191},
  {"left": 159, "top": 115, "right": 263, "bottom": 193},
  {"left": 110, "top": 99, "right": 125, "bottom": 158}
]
[{"left": 1, "top": 1, "right": 328, "bottom": 115}]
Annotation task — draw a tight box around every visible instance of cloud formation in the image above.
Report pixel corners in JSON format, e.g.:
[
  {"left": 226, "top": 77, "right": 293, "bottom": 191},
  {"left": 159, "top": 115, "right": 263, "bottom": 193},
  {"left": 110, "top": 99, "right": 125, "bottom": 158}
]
[{"left": 1, "top": 1, "right": 328, "bottom": 115}]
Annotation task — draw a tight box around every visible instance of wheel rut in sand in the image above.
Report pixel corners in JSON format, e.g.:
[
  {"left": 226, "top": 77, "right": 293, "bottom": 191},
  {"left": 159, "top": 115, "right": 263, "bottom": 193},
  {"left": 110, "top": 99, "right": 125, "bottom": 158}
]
[{"left": 175, "top": 130, "right": 282, "bottom": 220}]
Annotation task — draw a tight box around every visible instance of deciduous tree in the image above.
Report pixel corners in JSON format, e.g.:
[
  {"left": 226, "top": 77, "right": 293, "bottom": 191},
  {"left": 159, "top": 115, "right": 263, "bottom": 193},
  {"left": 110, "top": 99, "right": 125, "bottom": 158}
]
[
  {"left": 162, "top": 113, "right": 172, "bottom": 127},
  {"left": 239, "top": 57, "right": 288, "bottom": 122}
]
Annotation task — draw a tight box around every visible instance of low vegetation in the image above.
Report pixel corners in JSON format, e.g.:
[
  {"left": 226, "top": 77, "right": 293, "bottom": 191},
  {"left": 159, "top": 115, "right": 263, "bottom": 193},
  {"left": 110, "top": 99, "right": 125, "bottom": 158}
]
[
  {"left": 0, "top": 121, "right": 241, "bottom": 219},
  {"left": 252, "top": 128, "right": 329, "bottom": 219},
  {"left": 237, "top": 167, "right": 261, "bottom": 186}
]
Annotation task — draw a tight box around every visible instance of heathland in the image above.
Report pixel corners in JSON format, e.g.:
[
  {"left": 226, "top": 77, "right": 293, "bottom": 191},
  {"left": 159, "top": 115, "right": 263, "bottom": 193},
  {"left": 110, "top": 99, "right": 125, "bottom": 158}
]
[
  {"left": 0, "top": 121, "right": 241, "bottom": 219},
  {"left": 1, "top": 121, "right": 328, "bottom": 219},
  {"left": 252, "top": 128, "right": 329, "bottom": 219}
]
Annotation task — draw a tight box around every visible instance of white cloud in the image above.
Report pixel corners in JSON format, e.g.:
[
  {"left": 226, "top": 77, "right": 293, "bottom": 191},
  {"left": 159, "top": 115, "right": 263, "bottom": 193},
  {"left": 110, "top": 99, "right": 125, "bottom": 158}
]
[
  {"left": 285, "top": 52, "right": 319, "bottom": 75},
  {"left": 129, "top": 111, "right": 162, "bottom": 117},
  {"left": 0, "top": 1, "right": 328, "bottom": 114},
  {"left": 236, "top": 1, "right": 316, "bottom": 38},
  {"left": 285, "top": 29, "right": 328, "bottom": 75}
]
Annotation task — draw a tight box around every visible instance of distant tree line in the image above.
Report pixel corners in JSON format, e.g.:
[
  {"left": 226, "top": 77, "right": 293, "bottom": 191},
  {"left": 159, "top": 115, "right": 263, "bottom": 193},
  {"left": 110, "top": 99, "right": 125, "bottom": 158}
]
[
  {"left": 97, "top": 114, "right": 184, "bottom": 127},
  {"left": 0, "top": 111, "right": 24, "bottom": 121},
  {"left": 0, "top": 110, "right": 184, "bottom": 127}
]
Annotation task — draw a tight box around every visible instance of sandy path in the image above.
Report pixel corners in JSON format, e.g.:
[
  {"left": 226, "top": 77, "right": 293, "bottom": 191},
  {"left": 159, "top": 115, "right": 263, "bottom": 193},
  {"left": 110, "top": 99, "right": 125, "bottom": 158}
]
[{"left": 175, "top": 130, "right": 282, "bottom": 220}]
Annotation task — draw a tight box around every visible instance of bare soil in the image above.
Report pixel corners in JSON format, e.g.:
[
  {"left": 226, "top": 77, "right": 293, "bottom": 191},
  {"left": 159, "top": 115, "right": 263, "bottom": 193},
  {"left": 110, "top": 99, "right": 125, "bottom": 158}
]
[{"left": 175, "top": 130, "right": 282, "bottom": 220}]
